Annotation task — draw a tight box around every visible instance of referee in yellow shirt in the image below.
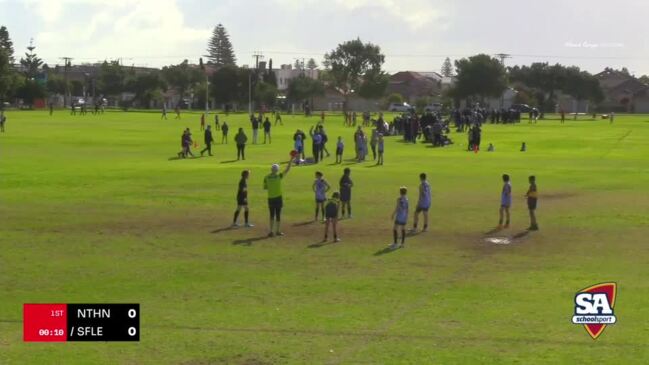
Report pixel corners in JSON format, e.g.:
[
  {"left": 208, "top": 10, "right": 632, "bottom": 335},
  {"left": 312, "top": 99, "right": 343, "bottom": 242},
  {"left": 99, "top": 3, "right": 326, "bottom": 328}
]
[{"left": 263, "top": 160, "right": 293, "bottom": 237}]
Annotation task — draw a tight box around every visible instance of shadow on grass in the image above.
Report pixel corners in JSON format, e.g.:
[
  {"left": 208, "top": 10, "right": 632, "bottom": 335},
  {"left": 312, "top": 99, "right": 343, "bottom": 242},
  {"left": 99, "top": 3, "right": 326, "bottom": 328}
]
[
  {"left": 221, "top": 160, "right": 238, "bottom": 164},
  {"left": 211, "top": 226, "right": 234, "bottom": 234},
  {"left": 365, "top": 164, "right": 381, "bottom": 168},
  {"left": 374, "top": 246, "right": 400, "bottom": 256},
  {"left": 293, "top": 221, "right": 315, "bottom": 227},
  {"left": 232, "top": 235, "right": 271, "bottom": 246},
  {"left": 513, "top": 231, "right": 530, "bottom": 239},
  {"left": 484, "top": 227, "right": 503, "bottom": 235},
  {"left": 169, "top": 155, "right": 202, "bottom": 161},
  {"left": 308, "top": 240, "right": 335, "bottom": 249}
]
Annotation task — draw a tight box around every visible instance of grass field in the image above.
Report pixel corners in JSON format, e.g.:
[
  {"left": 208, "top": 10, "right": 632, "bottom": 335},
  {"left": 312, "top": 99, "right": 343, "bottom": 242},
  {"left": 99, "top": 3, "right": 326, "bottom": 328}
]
[{"left": 1, "top": 110, "right": 648, "bottom": 364}]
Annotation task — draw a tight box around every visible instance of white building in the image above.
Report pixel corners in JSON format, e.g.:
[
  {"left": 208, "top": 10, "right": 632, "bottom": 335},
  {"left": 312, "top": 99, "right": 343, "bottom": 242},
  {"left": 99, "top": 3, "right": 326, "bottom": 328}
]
[{"left": 274, "top": 64, "right": 319, "bottom": 91}]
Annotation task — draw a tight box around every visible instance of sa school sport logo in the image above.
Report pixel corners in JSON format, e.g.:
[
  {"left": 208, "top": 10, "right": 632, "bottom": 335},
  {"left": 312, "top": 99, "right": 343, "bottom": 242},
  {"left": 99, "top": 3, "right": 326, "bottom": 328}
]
[{"left": 572, "top": 282, "right": 617, "bottom": 339}]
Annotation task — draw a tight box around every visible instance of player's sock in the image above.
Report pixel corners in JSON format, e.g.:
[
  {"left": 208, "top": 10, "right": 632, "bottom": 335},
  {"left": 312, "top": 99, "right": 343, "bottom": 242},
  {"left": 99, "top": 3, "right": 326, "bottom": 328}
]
[
  {"left": 244, "top": 211, "right": 249, "bottom": 224},
  {"left": 233, "top": 211, "right": 240, "bottom": 223},
  {"left": 401, "top": 230, "right": 406, "bottom": 244},
  {"left": 393, "top": 229, "right": 398, "bottom": 244}
]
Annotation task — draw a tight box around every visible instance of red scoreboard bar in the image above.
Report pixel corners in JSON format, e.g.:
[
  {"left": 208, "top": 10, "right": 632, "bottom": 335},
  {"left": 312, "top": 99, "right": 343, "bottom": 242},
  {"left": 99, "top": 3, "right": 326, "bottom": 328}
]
[{"left": 24, "top": 303, "right": 139, "bottom": 342}]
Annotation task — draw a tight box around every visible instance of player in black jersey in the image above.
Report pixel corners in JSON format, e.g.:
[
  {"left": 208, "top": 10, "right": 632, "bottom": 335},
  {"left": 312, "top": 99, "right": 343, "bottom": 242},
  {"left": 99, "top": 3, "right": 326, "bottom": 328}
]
[
  {"left": 232, "top": 170, "right": 254, "bottom": 227},
  {"left": 323, "top": 192, "right": 341, "bottom": 242}
]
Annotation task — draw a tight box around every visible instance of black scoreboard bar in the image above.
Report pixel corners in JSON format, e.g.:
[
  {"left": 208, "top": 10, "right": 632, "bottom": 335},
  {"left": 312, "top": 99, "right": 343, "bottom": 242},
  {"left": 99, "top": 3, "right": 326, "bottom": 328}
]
[{"left": 24, "top": 303, "right": 140, "bottom": 342}]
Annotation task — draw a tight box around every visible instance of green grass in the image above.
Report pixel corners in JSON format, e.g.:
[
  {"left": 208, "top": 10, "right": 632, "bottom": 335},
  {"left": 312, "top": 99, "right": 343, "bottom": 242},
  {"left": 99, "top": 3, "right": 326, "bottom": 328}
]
[{"left": 1, "top": 110, "right": 648, "bottom": 364}]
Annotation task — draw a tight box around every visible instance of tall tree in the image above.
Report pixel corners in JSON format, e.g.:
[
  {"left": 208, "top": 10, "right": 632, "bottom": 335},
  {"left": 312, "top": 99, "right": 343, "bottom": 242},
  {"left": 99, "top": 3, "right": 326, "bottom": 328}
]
[
  {"left": 16, "top": 79, "right": 46, "bottom": 106},
  {"left": 441, "top": 57, "right": 454, "bottom": 77},
  {"left": 287, "top": 74, "right": 325, "bottom": 104},
  {"left": 98, "top": 60, "right": 127, "bottom": 96},
  {"left": 323, "top": 38, "right": 387, "bottom": 109},
  {"left": 161, "top": 60, "right": 203, "bottom": 100},
  {"left": 0, "top": 47, "right": 13, "bottom": 102},
  {"left": 0, "top": 26, "right": 14, "bottom": 64},
  {"left": 20, "top": 39, "right": 43, "bottom": 80},
  {"left": 294, "top": 59, "right": 303, "bottom": 71},
  {"left": 563, "top": 67, "right": 604, "bottom": 107},
  {"left": 46, "top": 73, "right": 68, "bottom": 95},
  {"left": 639, "top": 75, "right": 649, "bottom": 85},
  {"left": 307, "top": 58, "right": 318, "bottom": 71},
  {"left": 210, "top": 65, "right": 241, "bottom": 105},
  {"left": 452, "top": 54, "right": 507, "bottom": 101},
  {"left": 128, "top": 71, "right": 167, "bottom": 107},
  {"left": 205, "top": 24, "right": 236, "bottom": 66},
  {"left": 254, "top": 81, "right": 278, "bottom": 107}
]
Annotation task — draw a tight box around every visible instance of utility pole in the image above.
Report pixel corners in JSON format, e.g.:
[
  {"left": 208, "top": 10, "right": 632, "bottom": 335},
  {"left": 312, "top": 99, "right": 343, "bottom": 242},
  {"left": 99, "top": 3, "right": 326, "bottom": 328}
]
[
  {"left": 249, "top": 52, "right": 264, "bottom": 114},
  {"left": 252, "top": 51, "right": 264, "bottom": 70},
  {"left": 199, "top": 58, "right": 208, "bottom": 117},
  {"left": 495, "top": 53, "right": 511, "bottom": 108},
  {"left": 495, "top": 53, "right": 510, "bottom": 66},
  {"left": 248, "top": 70, "right": 252, "bottom": 116},
  {"left": 60, "top": 57, "right": 73, "bottom": 107}
]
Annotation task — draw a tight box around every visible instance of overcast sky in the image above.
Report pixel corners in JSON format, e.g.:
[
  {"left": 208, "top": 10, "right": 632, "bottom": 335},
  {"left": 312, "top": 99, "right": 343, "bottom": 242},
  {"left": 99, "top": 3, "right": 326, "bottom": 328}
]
[{"left": 1, "top": 0, "right": 648, "bottom": 75}]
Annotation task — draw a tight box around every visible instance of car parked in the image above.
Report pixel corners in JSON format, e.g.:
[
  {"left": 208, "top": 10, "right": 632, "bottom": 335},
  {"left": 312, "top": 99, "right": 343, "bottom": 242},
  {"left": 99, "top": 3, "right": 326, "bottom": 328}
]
[{"left": 388, "top": 102, "right": 414, "bottom": 112}]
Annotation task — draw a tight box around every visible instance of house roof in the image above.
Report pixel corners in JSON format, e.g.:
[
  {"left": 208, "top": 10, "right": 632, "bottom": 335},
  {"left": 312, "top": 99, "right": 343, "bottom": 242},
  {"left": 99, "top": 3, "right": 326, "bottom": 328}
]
[
  {"left": 390, "top": 71, "right": 428, "bottom": 83},
  {"left": 610, "top": 78, "right": 648, "bottom": 95},
  {"left": 596, "top": 69, "right": 636, "bottom": 89}
]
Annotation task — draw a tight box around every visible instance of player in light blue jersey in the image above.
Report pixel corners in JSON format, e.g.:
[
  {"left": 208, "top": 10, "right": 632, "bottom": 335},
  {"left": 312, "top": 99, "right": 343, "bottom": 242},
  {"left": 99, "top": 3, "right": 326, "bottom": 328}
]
[
  {"left": 390, "top": 186, "right": 409, "bottom": 249},
  {"left": 411, "top": 173, "right": 431, "bottom": 233},
  {"left": 313, "top": 171, "right": 331, "bottom": 222},
  {"left": 499, "top": 174, "right": 512, "bottom": 229}
]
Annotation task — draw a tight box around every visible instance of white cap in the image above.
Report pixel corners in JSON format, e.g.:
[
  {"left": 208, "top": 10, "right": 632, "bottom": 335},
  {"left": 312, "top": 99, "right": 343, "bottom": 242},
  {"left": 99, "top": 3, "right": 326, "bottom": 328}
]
[{"left": 271, "top": 164, "right": 280, "bottom": 172}]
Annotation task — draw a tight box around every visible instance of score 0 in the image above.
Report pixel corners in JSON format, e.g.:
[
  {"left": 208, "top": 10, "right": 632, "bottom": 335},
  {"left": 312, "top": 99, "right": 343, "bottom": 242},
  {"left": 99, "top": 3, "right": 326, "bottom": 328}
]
[{"left": 127, "top": 307, "right": 138, "bottom": 337}]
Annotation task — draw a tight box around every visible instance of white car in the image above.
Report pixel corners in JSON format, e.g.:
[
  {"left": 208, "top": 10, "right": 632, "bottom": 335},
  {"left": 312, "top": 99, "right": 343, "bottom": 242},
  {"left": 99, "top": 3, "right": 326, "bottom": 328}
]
[
  {"left": 424, "top": 103, "right": 443, "bottom": 113},
  {"left": 388, "top": 102, "right": 414, "bottom": 112}
]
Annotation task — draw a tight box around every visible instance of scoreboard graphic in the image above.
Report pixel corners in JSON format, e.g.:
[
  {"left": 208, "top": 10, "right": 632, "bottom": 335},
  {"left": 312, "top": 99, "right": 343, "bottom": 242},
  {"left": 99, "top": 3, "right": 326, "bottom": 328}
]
[{"left": 23, "top": 304, "right": 140, "bottom": 342}]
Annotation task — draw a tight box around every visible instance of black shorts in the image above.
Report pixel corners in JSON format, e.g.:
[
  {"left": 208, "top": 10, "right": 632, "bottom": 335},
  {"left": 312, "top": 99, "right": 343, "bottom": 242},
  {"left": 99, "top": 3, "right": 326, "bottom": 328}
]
[
  {"left": 325, "top": 204, "right": 338, "bottom": 218},
  {"left": 527, "top": 198, "right": 537, "bottom": 210},
  {"left": 237, "top": 196, "right": 247, "bottom": 206},
  {"left": 268, "top": 197, "right": 283, "bottom": 209},
  {"left": 315, "top": 198, "right": 326, "bottom": 203}
]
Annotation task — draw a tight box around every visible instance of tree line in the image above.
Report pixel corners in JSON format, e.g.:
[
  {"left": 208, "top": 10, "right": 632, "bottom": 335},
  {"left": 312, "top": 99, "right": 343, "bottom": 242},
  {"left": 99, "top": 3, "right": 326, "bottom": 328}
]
[{"left": 0, "top": 23, "right": 635, "bottom": 112}]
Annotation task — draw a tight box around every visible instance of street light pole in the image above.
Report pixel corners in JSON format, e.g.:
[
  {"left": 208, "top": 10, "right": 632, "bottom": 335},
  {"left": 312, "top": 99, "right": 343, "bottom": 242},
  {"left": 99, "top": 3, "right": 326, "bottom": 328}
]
[
  {"left": 205, "top": 73, "right": 209, "bottom": 117},
  {"left": 248, "top": 71, "right": 252, "bottom": 115},
  {"left": 200, "top": 57, "right": 208, "bottom": 117}
]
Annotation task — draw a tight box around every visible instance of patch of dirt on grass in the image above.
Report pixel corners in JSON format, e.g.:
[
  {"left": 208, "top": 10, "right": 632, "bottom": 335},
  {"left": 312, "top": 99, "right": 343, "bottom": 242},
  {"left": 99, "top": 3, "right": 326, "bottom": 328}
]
[
  {"left": 482, "top": 230, "right": 532, "bottom": 246},
  {"left": 541, "top": 192, "right": 579, "bottom": 200},
  {"left": 205, "top": 355, "right": 274, "bottom": 365}
]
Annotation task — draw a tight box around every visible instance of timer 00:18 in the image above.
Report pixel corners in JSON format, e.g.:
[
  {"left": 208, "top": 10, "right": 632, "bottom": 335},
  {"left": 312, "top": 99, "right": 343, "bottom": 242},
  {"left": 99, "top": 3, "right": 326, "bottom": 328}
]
[{"left": 38, "top": 329, "right": 64, "bottom": 336}]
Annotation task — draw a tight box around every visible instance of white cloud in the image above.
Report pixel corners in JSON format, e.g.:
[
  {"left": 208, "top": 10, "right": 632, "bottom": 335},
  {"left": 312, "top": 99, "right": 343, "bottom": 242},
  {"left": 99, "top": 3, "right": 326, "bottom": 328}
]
[
  {"left": 272, "top": 0, "right": 444, "bottom": 30},
  {"left": 335, "top": 0, "right": 443, "bottom": 29},
  {"left": 31, "top": 0, "right": 210, "bottom": 65}
]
